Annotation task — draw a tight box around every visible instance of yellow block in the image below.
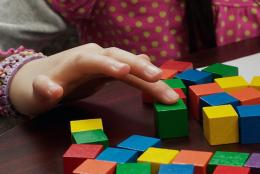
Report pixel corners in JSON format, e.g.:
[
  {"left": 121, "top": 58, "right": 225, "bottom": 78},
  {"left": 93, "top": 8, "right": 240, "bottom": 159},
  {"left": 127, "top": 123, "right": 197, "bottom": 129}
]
[
  {"left": 137, "top": 147, "right": 179, "bottom": 174},
  {"left": 215, "top": 76, "right": 248, "bottom": 92},
  {"left": 70, "top": 118, "right": 103, "bottom": 133},
  {"left": 203, "top": 105, "right": 239, "bottom": 145},
  {"left": 250, "top": 76, "right": 260, "bottom": 90}
]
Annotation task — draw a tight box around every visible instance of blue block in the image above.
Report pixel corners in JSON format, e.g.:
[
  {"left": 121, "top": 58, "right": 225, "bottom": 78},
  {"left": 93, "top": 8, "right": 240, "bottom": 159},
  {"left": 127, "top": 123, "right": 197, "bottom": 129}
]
[
  {"left": 117, "top": 135, "right": 161, "bottom": 152},
  {"left": 96, "top": 147, "right": 139, "bottom": 163},
  {"left": 159, "top": 164, "right": 194, "bottom": 174},
  {"left": 175, "top": 69, "right": 212, "bottom": 86},
  {"left": 200, "top": 92, "right": 240, "bottom": 108},
  {"left": 237, "top": 105, "right": 260, "bottom": 144}
]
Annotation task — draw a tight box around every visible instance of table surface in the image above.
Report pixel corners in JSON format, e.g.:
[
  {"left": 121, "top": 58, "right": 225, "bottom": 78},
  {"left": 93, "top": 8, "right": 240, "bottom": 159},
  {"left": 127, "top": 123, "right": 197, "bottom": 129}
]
[{"left": 1, "top": 37, "right": 260, "bottom": 174}]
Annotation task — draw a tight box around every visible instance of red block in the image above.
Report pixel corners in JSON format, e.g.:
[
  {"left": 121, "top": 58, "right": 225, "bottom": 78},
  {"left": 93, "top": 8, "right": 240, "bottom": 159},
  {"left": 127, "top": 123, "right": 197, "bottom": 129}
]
[
  {"left": 213, "top": 166, "right": 250, "bottom": 174},
  {"left": 160, "top": 60, "right": 193, "bottom": 73},
  {"left": 63, "top": 144, "right": 103, "bottom": 174},
  {"left": 229, "top": 87, "right": 260, "bottom": 105},
  {"left": 174, "top": 88, "right": 187, "bottom": 104},
  {"left": 189, "top": 83, "right": 224, "bottom": 121}
]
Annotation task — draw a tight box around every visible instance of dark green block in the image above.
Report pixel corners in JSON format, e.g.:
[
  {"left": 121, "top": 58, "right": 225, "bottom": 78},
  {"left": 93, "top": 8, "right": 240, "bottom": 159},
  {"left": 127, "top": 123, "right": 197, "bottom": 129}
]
[
  {"left": 116, "top": 163, "right": 151, "bottom": 174},
  {"left": 154, "top": 99, "right": 188, "bottom": 139},
  {"left": 202, "top": 63, "right": 238, "bottom": 79},
  {"left": 208, "top": 151, "right": 250, "bottom": 174},
  {"left": 164, "top": 78, "right": 187, "bottom": 94},
  {"left": 72, "top": 129, "right": 109, "bottom": 147}
]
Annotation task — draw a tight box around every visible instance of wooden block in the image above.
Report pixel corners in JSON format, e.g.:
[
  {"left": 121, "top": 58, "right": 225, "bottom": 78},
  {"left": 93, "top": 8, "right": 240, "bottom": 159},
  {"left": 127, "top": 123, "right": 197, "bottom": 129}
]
[
  {"left": 117, "top": 135, "right": 161, "bottom": 152},
  {"left": 229, "top": 87, "right": 260, "bottom": 105},
  {"left": 245, "top": 153, "right": 260, "bottom": 174},
  {"left": 159, "top": 164, "right": 194, "bottom": 174},
  {"left": 189, "top": 83, "right": 224, "bottom": 121},
  {"left": 174, "top": 88, "right": 187, "bottom": 104},
  {"left": 137, "top": 147, "right": 179, "bottom": 174},
  {"left": 203, "top": 105, "right": 239, "bottom": 145},
  {"left": 71, "top": 129, "right": 109, "bottom": 147},
  {"left": 63, "top": 144, "right": 103, "bottom": 174},
  {"left": 142, "top": 92, "right": 154, "bottom": 103},
  {"left": 164, "top": 78, "right": 187, "bottom": 94},
  {"left": 215, "top": 76, "right": 248, "bottom": 92},
  {"left": 73, "top": 159, "right": 116, "bottom": 174},
  {"left": 213, "top": 166, "right": 250, "bottom": 174},
  {"left": 96, "top": 147, "right": 139, "bottom": 163},
  {"left": 154, "top": 99, "right": 188, "bottom": 138},
  {"left": 202, "top": 63, "right": 238, "bottom": 79},
  {"left": 116, "top": 163, "right": 151, "bottom": 174},
  {"left": 176, "top": 69, "right": 213, "bottom": 87},
  {"left": 70, "top": 118, "right": 103, "bottom": 133},
  {"left": 160, "top": 59, "right": 193, "bottom": 73},
  {"left": 237, "top": 105, "right": 260, "bottom": 144},
  {"left": 208, "top": 151, "right": 250, "bottom": 173},
  {"left": 250, "top": 76, "right": 260, "bottom": 91},
  {"left": 161, "top": 69, "right": 178, "bottom": 80},
  {"left": 172, "top": 150, "right": 213, "bottom": 174},
  {"left": 200, "top": 92, "right": 240, "bottom": 108}
]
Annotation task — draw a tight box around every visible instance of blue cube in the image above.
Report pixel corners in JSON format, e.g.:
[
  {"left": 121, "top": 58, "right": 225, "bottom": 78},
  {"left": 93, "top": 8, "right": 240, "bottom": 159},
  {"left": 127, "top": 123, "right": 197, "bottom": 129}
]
[
  {"left": 200, "top": 92, "right": 240, "bottom": 108},
  {"left": 175, "top": 69, "right": 212, "bottom": 86},
  {"left": 159, "top": 164, "right": 194, "bottom": 174},
  {"left": 117, "top": 135, "right": 161, "bottom": 152},
  {"left": 96, "top": 147, "right": 139, "bottom": 163},
  {"left": 237, "top": 105, "right": 260, "bottom": 144}
]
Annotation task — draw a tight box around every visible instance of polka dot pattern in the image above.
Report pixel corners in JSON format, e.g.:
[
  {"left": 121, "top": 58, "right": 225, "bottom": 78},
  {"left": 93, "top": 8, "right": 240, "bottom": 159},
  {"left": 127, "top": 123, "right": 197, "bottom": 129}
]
[
  {"left": 48, "top": 0, "right": 260, "bottom": 65},
  {"left": 213, "top": 0, "right": 260, "bottom": 46}
]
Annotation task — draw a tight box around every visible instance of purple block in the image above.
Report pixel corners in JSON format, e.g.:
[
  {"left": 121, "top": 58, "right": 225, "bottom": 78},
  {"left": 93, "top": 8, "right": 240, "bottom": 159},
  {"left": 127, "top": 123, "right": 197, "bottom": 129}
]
[{"left": 245, "top": 153, "right": 260, "bottom": 174}]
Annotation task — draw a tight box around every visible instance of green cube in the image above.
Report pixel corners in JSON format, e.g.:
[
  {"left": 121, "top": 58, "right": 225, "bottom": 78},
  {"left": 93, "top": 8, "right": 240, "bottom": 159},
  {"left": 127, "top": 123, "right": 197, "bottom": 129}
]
[
  {"left": 116, "top": 163, "right": 151, "bottom": 174},
  {"left": 202, "top": 63, "right": 238, "bottom": 79},
  {"left": 72, "top": 129, "right": 109, "bottom": 147},
  {"left": 164, "top": 78, "right": 187, "bottom": 94},
  {"left": 208, "top": 151, "right": 250, "bottom": 173},
  {"left": 154, "top": 99, "right": 188, "bottom": 139}
]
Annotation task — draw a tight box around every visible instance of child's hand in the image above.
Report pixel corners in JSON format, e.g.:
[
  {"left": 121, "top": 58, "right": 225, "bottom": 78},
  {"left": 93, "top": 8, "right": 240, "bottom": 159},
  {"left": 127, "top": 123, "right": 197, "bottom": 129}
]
[{"left": 9, "top": 44, "right": 179, "bottom": 116}]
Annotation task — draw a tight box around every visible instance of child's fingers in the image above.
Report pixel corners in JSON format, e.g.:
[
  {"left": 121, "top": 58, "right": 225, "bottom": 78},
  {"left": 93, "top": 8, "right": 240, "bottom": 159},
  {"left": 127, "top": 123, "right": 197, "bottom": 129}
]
[
  {"left": 103, "top": 47, "right": 162, "bottom": 82},
  {"left": 122, "top": 74, "right": 179, "bottom": 104},
  {"left": 32, "top": 75, "right": 63, "bottom": 101}
]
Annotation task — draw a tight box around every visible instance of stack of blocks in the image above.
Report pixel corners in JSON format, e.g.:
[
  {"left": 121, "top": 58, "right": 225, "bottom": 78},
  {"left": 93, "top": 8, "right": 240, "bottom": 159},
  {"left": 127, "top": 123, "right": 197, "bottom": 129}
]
[
  {"left": 70, "top": 118, "right": 109, "bottom": 147},
  {"left": 61, "top": 60, "right": 260, "bottom": 174}
]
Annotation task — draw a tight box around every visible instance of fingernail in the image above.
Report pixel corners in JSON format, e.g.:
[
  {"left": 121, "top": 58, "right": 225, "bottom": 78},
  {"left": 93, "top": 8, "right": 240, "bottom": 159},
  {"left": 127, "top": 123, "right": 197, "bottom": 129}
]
[
  {"left": 47, "top": 82, "right": 60, "bottom": 96},
  {"left": 144, "top": 65, "right": 161, "bottom": 77},
  {"left": 164, "top": 89, "right": 179, "bottom": 101}
]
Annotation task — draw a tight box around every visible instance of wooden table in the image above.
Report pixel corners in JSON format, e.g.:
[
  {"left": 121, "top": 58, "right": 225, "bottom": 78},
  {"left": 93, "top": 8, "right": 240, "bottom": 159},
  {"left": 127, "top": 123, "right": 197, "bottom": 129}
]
[{"left": 1, "top": 37, "right": 260, "bottom": 174}]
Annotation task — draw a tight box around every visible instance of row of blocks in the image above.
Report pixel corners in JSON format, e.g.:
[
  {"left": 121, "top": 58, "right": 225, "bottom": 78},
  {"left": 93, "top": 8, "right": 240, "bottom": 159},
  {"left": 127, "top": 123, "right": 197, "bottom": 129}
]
[
  {"left": 63, "top": 134, "right": 260, "bottom": 174},
  {"left": 152, "top": 60, "right": 260, "bottom": 145}
]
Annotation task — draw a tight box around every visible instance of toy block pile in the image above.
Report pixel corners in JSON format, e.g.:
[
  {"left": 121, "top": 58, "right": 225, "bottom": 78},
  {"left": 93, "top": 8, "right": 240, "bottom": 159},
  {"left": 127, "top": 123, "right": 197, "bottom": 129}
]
[
  {"left": 63, "top": 130, "right": 260, "bottom": 174},
  {"left": 148, "top": 60, "right": 260, "bottom": 146}
]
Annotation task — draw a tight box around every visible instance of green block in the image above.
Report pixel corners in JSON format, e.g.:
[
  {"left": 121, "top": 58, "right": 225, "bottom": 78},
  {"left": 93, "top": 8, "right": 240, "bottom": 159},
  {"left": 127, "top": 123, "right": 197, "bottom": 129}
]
[
  {"left": 202, "top": 63, "right": 238, "bottom": 79},
  {"left": 154, "top": 99, "right": 188, "bottom": 139},
  {"left": 116, "top": 163, "right": 151, "bottom": 174},
  {"left": 208, "top": 151, "right": 250, "bottom": 173},
  {"left": 72, "top": 129, "right": 109, "bottom": 147},
  {"left": 164, "top": 78, "right": 187, "bottom": 94}
]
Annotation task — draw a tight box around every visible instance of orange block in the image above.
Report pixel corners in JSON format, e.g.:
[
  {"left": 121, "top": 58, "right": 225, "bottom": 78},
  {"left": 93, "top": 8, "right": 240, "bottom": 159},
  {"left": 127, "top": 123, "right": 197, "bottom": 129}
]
[
  {"left": 189, "top": 83, "right": 224, "bottom": 121},
  {"left": 229, "top": 87, "right": 260, "bottom": 105},
  {"left": 161, "top": 69, "right": 178, "bottom": 80},
  {"left": 172, "top": 150, "right": 213, "bottom": 174},
  {"left": 73, "top": 159, "right": 116, "bottom": 174},
  {"left": 174, "top": 88, "right": 187, "bottom": 104}
]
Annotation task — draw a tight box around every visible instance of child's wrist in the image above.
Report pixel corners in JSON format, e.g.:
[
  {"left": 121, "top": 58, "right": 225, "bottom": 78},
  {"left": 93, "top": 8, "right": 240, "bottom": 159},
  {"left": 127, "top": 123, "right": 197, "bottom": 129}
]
[{"left": 0, "top": 48, "right": 47, "bottom": 118}]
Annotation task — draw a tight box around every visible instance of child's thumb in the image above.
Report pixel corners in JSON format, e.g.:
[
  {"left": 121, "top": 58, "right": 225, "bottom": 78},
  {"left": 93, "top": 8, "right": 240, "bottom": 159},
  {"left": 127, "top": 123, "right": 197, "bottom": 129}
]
[{"left": 32, "top": 75, "right": 64, "bottom": 101}]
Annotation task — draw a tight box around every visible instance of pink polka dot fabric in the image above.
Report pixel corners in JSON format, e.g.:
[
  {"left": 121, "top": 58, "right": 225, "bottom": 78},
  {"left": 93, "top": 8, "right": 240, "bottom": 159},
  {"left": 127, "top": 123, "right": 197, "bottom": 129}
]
[{"left": 48, "top": 0, "right": 260, "bottom": 66}]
